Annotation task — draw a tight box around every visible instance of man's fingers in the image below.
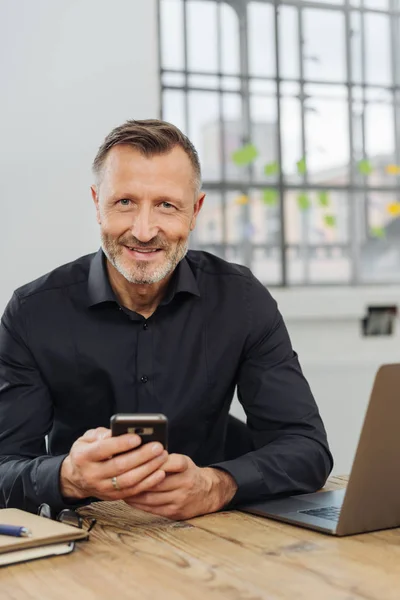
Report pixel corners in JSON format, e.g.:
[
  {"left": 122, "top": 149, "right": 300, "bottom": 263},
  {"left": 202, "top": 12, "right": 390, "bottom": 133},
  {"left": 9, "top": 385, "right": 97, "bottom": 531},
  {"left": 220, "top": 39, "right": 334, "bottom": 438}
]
[
  {"left": 83, "top": 432, "right": 142, "bottom": 461},
  {"left": 116, "top": 468, "right": 167, "bottom": 497},
  {"left": 81, "top": 428, "right": 109, "bottom": 442},
  {"left": 127, "top": 490, "right": 176, "bottom": 507},
  {"left": 160, "top": 453, "right": 189, "bottom": 474},
  {"left": 101, "top": 444, "right": 167, "bottom": 479},
  {"left": 105, "top": 451, "right": 167, "bottom": 497}
]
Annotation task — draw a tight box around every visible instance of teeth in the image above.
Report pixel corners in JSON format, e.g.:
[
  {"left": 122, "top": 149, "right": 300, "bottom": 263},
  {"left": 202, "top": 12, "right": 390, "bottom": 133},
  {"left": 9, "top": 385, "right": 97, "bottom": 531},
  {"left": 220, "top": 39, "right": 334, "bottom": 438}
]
[{"left": 128, "top": 247, "right": 156, "bottom": 253}]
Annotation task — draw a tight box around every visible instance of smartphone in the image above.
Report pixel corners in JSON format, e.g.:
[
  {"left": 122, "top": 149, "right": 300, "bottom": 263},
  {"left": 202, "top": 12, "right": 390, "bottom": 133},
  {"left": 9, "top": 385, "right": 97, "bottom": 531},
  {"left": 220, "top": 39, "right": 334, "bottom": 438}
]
[{"left": 110, "top": 413, "right": 168, "bottom": 449}]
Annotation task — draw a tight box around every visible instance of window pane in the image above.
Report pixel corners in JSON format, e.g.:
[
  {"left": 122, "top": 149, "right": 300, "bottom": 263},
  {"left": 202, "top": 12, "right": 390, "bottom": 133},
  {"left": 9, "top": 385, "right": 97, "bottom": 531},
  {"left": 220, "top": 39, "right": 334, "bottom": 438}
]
[
  {"left": 280, "top": 90, "right": 303, "bottom": 181},
  {"left": 250, "top": 87, "right": 278, "bottom": 181},
  {"left": 163, "top": 89, "right": 186, "bottom": 134},
  {"left": 249, "top": 188, "right": 282, "bottom": 285},
  {"left": 191, "top": 191, "right": 224, "bottom": 246},
  {"left": 221, "top": 77, "right": 241, "bottom": 92},
  {"left": 162, "top": 72, "right": 185, "bottom": 86},
  {"left": 365, "top": 14, "right": 391, "bottom": 86},
  {"left": 222, "top": 94, "right": 244, "bottom": 182},
  {"left": 279, "top": 6, "right": 299, "bottom": 80},
  {"left": 188, "top": 74, "right": 219, "bottom": 89},
  {"left": 248, "top": 2, "right": 275, "bottom": 77},
  {"left": 359, "top": 191, "right": 400, "bottom": 283},
  {"left": 187, "top": 1, "right": 218, "bottom": 72},
  {"left": 303, "top": 10, "right": 346, "bottom": 82},
  {"left": 285, "top": 190, "right": 351, "bottom": 284},
  {"left": 225, "top": 190, "right": 248, "bottom": 266},
  {"left": 364, "top": 0, "right": 389, "bottom": 9},
  {"left": 305, "top": 85, "right": 349, "bottom": 184},
  {"left": 364, "top": 90, "right": 396, "bottom": 186},
  {"left": 220, "top": 3, "right": 240, "bottom": 75},
  {"left": 160, "top": 0, "right": 184, "bottom": 70},
  {"left": 351, "top": 12, "right": 362, "bottom": 84},
  {"left": 188, "top": 91, "right": 220, "bottom": 181}
]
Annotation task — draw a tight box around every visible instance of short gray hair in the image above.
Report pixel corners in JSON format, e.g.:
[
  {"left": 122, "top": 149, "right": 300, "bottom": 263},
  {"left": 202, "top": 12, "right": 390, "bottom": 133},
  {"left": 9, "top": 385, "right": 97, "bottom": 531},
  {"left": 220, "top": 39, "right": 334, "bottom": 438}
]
[{"left": 92, "top": 119, "right": 202, "bottom": 193}]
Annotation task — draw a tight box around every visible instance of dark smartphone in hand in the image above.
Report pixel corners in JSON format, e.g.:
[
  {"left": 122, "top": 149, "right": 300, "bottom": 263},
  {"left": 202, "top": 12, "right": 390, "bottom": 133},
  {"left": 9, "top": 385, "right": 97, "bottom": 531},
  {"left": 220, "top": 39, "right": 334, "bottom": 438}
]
[{"left": 110, "top": 413, "right": 168, "bottom": 450}]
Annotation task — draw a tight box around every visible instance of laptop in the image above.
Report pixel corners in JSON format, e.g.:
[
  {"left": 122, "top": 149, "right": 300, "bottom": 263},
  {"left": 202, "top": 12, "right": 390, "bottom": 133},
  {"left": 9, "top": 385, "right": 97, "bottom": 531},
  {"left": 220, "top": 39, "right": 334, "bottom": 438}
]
[{"left": 240, "top": 363, "right": 400, "bottom": 536}]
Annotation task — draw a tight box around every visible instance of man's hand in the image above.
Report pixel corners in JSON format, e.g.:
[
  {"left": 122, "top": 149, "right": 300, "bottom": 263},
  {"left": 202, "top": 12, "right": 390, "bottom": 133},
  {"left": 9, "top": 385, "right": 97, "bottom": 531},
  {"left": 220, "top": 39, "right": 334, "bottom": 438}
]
[
  {"left": 60, "top": 427, "right": 168, "bottom": 501},
  {"left": 123, "top": 453, "right": 238, "bottom": 520}
]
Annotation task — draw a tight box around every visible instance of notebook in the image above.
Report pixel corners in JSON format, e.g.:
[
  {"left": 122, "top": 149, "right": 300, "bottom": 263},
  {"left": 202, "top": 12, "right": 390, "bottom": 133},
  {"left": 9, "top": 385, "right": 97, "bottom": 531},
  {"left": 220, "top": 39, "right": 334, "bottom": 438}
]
[{"left": 0, "top": 508, "right": 88, "bottom": 566}]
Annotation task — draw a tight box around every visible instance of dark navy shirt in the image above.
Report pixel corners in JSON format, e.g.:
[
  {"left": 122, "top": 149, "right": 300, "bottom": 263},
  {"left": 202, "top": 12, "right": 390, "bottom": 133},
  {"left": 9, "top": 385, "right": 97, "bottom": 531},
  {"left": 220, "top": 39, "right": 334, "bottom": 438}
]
[{"left": 0, "top": 249, "right": 332, "bottom": 512}]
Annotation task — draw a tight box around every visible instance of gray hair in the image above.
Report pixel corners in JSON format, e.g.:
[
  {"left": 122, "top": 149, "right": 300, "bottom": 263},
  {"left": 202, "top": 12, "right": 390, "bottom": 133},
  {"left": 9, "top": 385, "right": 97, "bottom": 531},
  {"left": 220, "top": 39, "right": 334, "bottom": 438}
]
[{"left": 92, "top": 119, "right": 202, "bottom": 193}]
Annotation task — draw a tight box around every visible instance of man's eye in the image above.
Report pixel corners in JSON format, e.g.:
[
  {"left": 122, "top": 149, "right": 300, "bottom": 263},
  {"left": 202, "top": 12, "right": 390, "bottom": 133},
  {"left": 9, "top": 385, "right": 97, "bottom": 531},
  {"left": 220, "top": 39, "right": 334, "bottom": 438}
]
[
  {"left": 161, "top": 201, "right": 174, "bottom": 209},
  {"left": 118, "top": 199, "right": 131, "bottom": 206}
]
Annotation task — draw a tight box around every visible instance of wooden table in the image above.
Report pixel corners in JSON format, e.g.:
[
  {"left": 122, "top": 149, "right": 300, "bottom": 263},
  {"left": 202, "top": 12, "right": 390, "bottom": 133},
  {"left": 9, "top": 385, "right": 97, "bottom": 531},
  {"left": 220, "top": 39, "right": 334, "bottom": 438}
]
[{"left": 2, "top": 475, "right": 400, "bottom": 599}]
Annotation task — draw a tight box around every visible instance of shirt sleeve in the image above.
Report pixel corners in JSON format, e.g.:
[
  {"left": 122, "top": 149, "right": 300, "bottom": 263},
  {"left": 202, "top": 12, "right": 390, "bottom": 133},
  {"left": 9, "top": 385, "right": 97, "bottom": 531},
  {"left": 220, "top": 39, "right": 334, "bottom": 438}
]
[
  {"left": 210, "top": 276, "right": 334, "bottom": 507},
  {"left": 0, "top": 293, "right": 82, "bottom": 512}
]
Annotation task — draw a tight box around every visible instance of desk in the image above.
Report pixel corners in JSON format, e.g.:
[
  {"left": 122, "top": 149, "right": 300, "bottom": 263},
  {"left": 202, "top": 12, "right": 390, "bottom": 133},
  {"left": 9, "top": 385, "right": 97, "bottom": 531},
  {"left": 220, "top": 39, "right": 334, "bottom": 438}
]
[{"left": 2, "top": 476, "right": 400, "bottom": 600}]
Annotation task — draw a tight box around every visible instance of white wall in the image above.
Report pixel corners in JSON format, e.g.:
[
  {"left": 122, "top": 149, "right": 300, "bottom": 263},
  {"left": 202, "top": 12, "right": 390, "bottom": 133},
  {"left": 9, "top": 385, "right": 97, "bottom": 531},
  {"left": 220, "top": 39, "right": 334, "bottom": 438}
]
[{"left": 0, "top": 0, "right": 159, "bottom": 312}]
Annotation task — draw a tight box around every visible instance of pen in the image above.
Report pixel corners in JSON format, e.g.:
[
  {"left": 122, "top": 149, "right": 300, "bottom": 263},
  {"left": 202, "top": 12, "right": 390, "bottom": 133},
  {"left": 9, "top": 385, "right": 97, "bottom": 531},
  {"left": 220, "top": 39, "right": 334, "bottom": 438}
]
[{"left": 0, "top": 525, "right": 32, "bottom": 538}]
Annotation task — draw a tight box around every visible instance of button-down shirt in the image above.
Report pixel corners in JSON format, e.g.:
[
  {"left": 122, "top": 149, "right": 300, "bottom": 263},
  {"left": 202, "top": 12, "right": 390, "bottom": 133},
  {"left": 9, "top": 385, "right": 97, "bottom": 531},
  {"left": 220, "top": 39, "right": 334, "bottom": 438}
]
[{"left": 0, "top": 249, "right": 333, "bottom": 512}]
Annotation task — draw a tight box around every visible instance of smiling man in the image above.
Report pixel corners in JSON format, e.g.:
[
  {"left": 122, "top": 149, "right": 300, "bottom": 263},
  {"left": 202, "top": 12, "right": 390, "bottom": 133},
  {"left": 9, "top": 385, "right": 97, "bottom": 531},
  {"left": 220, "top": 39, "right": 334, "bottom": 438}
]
[{"left": 0, "top": 120, "right": 333, "bottom": 518}]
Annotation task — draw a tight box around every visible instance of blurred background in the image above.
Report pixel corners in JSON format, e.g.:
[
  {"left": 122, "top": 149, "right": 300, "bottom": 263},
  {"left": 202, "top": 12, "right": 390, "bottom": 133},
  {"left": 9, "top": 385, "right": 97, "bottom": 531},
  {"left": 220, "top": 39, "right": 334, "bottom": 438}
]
[{"left": 1, "top": 0, "right": 400, "bottom": 476}]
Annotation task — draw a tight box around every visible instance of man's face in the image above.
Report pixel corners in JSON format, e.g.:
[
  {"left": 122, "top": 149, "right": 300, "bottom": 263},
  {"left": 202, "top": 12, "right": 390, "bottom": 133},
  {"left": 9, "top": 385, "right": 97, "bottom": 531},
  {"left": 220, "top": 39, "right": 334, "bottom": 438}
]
[{"left": 91, "top": 145, "right": 204, "bottom": 285}]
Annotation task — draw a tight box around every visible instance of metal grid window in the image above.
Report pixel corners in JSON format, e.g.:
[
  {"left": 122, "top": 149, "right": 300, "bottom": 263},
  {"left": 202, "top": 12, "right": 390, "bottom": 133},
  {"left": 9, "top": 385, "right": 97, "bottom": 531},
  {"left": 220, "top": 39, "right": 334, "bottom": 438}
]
[{"left": 159, "top": 0, "right": 400, "bottom": 286}]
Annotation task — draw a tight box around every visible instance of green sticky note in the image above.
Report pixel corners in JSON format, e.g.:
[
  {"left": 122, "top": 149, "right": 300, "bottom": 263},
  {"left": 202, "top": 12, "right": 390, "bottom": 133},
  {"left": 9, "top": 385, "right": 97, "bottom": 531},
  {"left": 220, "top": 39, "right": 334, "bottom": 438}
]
[
  {"left": 318, "top": 191, "right": 330, "bottom": 208},
  {"left": 264, "top": 161, "right": 279, "bottom": 176},
  {"left": 324, "top": 214, "right": 336, "bottom": 228},
  {"left": 370, "top": 226, "right": 385, "bottom": 239},
  {"left": 297, "top": 193, "right": 310, "bottom": 211},
  {"left": 232, "top": 144, "right": 258, "bottom": 166},
  {"left": 262, "top": 189, "right": 278, "bottom": 206},
  {"left": 297, "top": 157, "right": 307, "bottom": 175},
  {"left": 358, "top": 159, "right": 373, "bottom": 176}
]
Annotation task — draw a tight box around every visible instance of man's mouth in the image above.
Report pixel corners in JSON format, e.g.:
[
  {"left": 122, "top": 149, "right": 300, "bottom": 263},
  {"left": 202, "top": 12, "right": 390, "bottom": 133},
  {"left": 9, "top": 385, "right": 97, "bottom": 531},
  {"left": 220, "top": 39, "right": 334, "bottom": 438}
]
[{"left": 127, "top": 247, "right": 160, "bottom": 253}]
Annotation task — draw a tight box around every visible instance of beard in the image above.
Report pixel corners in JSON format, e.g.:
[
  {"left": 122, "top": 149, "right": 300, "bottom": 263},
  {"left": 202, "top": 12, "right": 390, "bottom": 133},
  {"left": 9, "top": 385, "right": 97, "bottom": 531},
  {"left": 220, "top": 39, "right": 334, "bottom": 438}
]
[{"left": 100, "top": 231, "right": 189, "bottom": 285}]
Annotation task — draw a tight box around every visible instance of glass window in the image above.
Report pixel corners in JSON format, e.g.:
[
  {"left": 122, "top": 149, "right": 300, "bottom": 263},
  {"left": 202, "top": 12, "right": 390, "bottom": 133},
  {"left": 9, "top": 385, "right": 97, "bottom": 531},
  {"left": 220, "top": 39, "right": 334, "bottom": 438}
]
[
  {"left": 187, "top": 1, "right": 218, "bottom": 72},
  {"left": 278, "top": 5, "right": 299, "bottom": 80},
  {"left": 303, "top": 10, "right": 346, "bottom": 82},
  {"left": 248, "top": 2, "right": 275, "bottom": 78},
  {"left": 365, "top": 13, "right": 391, "bottom": 86},
  {"left": 188, "top": 91, "right": 220, "bottom": 181},
  {"left": 305, "top": 85, "right": 350, "bottom": 184},
  {"left": 160, "top": 0, "right": 400, "bottom": 286},
  {"left": 220, "top": 3, "right": 240, "bottom": 75},
  {"left": 160, "top": 0, "right": 184, "bottom": 70}
]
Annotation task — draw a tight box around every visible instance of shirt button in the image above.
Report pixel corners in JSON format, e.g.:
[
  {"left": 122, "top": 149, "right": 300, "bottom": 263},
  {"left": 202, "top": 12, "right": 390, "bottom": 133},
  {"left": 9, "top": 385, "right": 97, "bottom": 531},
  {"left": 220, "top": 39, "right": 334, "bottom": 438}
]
[
  {"left": 140, "top": 375, "right": 148, "bottom": 383},
  {"left": 143, "top": 322, "right": 148, "bottom": 330}
]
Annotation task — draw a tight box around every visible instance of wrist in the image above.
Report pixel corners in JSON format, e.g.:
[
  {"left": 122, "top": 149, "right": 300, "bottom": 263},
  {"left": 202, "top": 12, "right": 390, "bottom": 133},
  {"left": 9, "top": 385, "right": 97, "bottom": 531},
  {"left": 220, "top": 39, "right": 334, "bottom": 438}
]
[
  {"left": 59, "top": 456, "right": 85, "bottom": 500},
  {"left": 204, "top": 467, "right": 238, "bottom": 511}
]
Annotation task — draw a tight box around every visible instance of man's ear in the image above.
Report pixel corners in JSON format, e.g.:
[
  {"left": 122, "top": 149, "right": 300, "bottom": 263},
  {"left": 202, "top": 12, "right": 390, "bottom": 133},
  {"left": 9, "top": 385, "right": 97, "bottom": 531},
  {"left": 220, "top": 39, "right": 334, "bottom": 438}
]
[
  {"left": 91, "top": 185, "right": 101, "bottom": 225},
  {"left": 190, "top": 193, "right": 206, "bottom": 231}
]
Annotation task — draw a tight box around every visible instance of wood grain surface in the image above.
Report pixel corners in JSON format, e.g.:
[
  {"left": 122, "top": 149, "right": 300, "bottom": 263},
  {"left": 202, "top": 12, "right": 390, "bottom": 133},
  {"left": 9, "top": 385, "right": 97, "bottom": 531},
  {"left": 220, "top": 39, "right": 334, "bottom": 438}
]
[{"left": 1, "top": 476, "right": 400, "bottom": 600}]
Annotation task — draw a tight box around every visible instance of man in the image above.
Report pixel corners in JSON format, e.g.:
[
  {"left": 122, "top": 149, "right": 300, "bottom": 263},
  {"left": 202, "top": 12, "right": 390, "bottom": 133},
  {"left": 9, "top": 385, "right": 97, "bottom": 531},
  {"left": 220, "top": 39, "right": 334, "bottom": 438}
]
[{"left": 0, "top": 120, "right": 333, "bottom": 519}]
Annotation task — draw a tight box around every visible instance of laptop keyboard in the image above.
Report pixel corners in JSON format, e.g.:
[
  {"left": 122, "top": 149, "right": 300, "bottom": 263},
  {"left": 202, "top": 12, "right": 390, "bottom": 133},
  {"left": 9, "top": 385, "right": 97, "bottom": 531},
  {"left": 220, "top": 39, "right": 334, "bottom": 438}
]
[{"left": 299, "top": 506, "right": 341, "bottom": 522}]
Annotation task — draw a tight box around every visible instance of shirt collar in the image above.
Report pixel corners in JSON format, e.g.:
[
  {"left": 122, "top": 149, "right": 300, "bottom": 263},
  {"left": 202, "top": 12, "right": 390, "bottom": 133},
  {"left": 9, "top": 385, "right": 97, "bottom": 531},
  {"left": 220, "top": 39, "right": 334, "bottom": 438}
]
[{"left": 87, "top": 248, "right": 200, "bottom": 308}]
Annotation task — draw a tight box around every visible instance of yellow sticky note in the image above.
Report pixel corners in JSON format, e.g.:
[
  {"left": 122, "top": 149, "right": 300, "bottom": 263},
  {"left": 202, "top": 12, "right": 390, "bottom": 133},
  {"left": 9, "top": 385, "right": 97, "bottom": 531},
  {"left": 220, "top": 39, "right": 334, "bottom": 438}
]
[
  {"left": 385, "top": 164, "right": 400, "bottom": 176},
  {"left": 387, "top": 202, "right": 400, "bottom": 216},
  {"left": 235, "top": 194, "right": 249, "bottom": 206}
]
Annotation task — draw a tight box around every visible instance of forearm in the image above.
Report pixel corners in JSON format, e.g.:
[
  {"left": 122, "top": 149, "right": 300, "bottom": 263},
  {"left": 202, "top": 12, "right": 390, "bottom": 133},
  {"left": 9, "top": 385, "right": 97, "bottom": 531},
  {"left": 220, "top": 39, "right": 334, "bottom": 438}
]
[
  {"left": 0, "top": 454, "right": 80, "bottom": 513},
  {"left": 211, "top": 434, "right": 333, "bottom": 507}
]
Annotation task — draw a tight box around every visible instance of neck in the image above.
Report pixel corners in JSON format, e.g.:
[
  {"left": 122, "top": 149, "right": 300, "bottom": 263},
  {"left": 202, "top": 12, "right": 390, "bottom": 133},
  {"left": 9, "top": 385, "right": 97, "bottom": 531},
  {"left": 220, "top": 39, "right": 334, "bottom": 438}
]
[{"left": 106, "top": 261, "right": 173, "bottom": 318}]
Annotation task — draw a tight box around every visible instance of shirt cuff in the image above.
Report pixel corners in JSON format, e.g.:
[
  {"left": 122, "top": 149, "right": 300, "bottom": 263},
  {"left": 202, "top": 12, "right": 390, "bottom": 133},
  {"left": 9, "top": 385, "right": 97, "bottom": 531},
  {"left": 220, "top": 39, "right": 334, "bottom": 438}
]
[
  {"left": 34, "top": 454, "right": 94, "bottom": 513},
  {"left": 209, "top": 454, "right": 267, "bottom": 508}
]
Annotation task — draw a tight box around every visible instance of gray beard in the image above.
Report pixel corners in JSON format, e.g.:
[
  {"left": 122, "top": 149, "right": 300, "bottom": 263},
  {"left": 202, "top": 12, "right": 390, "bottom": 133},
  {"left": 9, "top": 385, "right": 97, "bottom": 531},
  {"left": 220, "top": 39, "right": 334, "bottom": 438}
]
[{"left": 101, "top": 234, "right": 189, "bottom": 285}]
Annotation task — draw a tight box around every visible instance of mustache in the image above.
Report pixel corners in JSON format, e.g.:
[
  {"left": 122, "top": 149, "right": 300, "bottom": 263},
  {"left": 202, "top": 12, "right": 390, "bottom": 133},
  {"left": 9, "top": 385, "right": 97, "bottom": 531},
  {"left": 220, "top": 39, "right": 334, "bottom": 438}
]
[{"left": 119, "top": 237, "right": 168, "bottom": 249}]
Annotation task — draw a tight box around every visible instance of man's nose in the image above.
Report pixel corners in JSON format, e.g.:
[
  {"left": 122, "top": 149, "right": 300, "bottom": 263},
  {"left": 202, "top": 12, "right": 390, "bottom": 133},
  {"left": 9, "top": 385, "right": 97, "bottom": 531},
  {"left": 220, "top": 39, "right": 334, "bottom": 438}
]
[{"left": 130, "top": 208, "right": 159, "bottom": 243}]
